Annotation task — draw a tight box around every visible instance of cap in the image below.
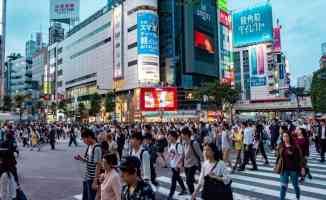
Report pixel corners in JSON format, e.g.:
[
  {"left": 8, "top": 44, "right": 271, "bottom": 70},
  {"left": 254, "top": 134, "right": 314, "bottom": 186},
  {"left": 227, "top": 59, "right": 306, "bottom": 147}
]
[{"left": 119, "top": 156, "right": 141, "bottom": 172}]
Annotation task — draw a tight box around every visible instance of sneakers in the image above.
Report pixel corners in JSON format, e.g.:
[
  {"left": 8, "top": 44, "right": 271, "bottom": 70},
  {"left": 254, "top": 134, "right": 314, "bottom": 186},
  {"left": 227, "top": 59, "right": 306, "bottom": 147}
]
[{"left": 178, "top": 190, "right": 187, "bottom": 196}]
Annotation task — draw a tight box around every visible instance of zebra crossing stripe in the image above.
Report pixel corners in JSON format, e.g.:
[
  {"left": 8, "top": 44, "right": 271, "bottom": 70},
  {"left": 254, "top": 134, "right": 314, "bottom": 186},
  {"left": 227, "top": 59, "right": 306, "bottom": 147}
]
[
  {"left": 256, "top": 157, "right": 326, "bottom": 169},
  {"left": 156, "top": 176, "right": 261, "bottom": 200}
]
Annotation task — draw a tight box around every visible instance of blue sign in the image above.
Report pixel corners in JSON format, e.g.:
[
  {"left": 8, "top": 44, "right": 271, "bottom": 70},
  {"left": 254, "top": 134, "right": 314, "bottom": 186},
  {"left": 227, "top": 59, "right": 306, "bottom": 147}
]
[
  {"left": 251, "top": 76, "right": 267, "bottom": 87},
  {"left": 232, "top": 4, "right": 273, "bottom": 47},
  {"left": 137, "top": 12, "right": 159, "bottom": 56}
]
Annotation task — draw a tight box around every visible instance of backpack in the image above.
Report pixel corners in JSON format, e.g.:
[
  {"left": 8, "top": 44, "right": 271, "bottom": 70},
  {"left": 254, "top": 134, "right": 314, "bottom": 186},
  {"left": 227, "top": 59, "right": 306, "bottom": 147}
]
[
  {"left": 84, "top": 143, "right": 102, "bottom": 161},
  {"left": 190, "top": 140, "right": 202, "bottom": 171}
]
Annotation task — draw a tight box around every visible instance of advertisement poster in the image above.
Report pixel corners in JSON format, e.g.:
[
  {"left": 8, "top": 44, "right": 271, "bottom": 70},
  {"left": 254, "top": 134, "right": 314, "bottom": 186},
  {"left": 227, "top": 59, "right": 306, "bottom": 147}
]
[
  {"left": 140, "top": 88, "right": 177, "bottom": 111},
  {"left": 219, "top": 10, "right": 230, "bottom": 29},
  {"left": 232, "top": 3, "right": 273, "bottom": 47},
  {"left": 273, "top": 27, "right": 281, "bottom": 52},
  {"left": 137, "top": 12, "right": 160, "bottom": 83},
  {"left": 50, "top": 0, "right": 80, "bottom": 24},
  {"left": 113, "top": 4, "right": 123, "bottom": 79}
]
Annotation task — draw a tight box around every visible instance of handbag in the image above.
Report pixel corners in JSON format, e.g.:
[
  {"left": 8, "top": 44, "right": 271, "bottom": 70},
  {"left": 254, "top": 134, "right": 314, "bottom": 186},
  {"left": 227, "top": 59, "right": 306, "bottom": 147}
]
[
  {"left": 274, "top": 157, "right": 283, "bottom": 174},
  {"left": 16, "top": 189, "right": 28, "bottom": 200},
  {"left": 202, "top": 162, "right": 233, "bottom": 200}
]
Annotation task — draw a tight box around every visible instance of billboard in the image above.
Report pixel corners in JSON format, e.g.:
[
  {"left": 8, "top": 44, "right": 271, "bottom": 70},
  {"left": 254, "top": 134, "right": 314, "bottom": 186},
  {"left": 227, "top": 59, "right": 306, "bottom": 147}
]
[
  {"left": 219, "top": 10, "right": 230, "bottom": 29},
  {"left": 137, "top": 12, "right": 160, "bottom": 83},
  {"left": 232, "top": 3, "right": 273, "bottom": 48},
  {"left": 273, "top": 27, "right": 281, "bottom": 52},
  {"left": 113, "top": 4, "right": 123, "bottom": 79},
  {"left": 50, "top": 0, "right": 80, "bottom": 24},
  {"left": 218, "top": 0, "right": 228, "bottom": 12},
  {"left": 140, "top": 88, "right": 178, "bottom": 111}
]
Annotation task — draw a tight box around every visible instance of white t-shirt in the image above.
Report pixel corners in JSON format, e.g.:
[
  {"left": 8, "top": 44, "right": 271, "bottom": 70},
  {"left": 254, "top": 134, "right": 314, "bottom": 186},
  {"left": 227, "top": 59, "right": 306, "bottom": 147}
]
[{"left": 168, "top": 143, "right": 183, "bottom": 168}]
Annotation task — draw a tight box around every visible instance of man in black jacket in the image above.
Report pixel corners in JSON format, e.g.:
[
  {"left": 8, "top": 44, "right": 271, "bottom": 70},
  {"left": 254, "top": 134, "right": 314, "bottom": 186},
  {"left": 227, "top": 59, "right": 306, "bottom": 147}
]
[
  {"left": 318, "top": 119, "right": 326, "bottom": 162},
  {"left": 49, "top": 125, "right": 57, "bottom": 150}
]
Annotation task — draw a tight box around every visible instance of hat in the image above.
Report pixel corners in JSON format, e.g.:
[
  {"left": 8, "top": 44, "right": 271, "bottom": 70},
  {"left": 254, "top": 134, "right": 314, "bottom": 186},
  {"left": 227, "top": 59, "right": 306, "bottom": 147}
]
[{"left": 119, "top": 156, "right": 141, "bottom": 173}]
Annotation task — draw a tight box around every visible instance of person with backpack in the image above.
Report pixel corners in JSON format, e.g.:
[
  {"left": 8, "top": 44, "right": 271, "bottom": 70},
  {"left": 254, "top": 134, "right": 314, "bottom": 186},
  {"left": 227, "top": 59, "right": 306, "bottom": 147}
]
[
  {"left": 68, "top": 126, "right": 78, "bottom": 147},
  {"left": 167, "top": 130, "right": 187, "bottom": 200},
  {"left": 181, "top": 127, "right": 204, "bottom": 194},
  {"left": 255, "top": 123, "right": 269, "bottom": 165},
  {"left": 75, "top": 129, "right": 102, "bottom": 200},
  {"left": 129, "top": 131, "right": 152, "bottom": 184}
]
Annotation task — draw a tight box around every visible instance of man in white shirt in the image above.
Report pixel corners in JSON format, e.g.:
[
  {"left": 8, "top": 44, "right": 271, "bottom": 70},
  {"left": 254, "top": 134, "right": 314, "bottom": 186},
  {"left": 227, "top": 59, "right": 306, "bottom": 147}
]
[
  {"left": 318, "top": 119, "right": 326, "bottom": 162},
  {"left": 239, "top": 122, "right": 258, "bottom": 171}
]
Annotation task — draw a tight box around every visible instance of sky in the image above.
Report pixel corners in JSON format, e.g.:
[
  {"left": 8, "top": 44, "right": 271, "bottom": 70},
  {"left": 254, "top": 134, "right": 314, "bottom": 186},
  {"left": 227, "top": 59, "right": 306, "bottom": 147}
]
[{"left": 5, "top": 0, "right": 326, "bottom": 84}]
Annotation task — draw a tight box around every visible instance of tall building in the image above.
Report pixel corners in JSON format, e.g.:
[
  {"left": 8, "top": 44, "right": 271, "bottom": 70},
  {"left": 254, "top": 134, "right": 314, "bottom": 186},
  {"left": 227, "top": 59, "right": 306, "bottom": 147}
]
[
  {"left": 32, "top": 48, "right": 48, "bottom": 98},
  {"left": 0, "top": 0, "right": 6, "bottom": 97},
  {"left": 4, "top": 53, "right": 21, "bottom": 96},
  {"left": 49, "top": 23, "right": 65, "bottom": 45},
  {"left": 25, "top": 40, "right": 37, "bottom": 61},
  {"left": 297, "top": 75, "right": 312, "bottom": 92}
]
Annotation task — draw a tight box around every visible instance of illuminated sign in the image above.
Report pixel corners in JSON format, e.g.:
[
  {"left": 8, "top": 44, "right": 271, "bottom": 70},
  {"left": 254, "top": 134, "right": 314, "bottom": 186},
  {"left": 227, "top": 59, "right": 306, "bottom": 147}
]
[
  {"left": 194, "top": 31, "right": 215, "bottom": 54},
  {"left": 273, "top": 27, "right": 281, "bottom": 52},
  {"left": 140, "top": 88, "right": 177, "bottom": 111},
  {"left": 218, "top": 0, "right": 228, "bottom": 12},
  {"left": 50, "top": 0, "right": 80, "bottom": 24},
  {"left": 137, "top": 12, "right": 160, "bottom": 83},
  {"left": 232, "top": 3, "right": 273, "bottom": 47},
  {"left": 219, "top": 10, "right": 230, "bottom": 29},
  {"left": 113, "top": 4, "right": 123, "bottom": 79}
]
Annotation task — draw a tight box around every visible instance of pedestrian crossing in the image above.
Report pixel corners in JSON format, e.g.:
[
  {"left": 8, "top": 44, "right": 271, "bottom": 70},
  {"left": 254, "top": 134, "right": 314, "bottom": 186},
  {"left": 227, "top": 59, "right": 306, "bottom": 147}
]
[{"left": 73, "top": 151, "right": 326, "bottom": 200}]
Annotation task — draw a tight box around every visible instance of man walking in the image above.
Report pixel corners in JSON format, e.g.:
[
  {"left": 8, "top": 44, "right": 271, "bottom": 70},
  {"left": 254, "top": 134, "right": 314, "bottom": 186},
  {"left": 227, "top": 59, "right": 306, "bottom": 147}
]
[
  {"left": 239, "top": 122, "right": 258, "bottom": 171},
  {"left": 318, "top": 119, "right": 326, "bottom": 163}
]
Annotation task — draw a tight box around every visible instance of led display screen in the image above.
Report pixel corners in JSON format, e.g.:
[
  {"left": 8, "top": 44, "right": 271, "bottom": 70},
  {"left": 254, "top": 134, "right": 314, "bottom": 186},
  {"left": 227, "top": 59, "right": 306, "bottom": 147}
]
[{"left": 140, "top": 88, "right": 177, "bottom": 111}]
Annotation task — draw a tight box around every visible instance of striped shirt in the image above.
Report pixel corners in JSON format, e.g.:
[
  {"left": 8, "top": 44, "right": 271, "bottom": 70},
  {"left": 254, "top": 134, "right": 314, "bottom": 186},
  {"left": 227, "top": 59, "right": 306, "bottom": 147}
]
[{"left": 84, "top": 144, "right": 102, "bottom": 180}]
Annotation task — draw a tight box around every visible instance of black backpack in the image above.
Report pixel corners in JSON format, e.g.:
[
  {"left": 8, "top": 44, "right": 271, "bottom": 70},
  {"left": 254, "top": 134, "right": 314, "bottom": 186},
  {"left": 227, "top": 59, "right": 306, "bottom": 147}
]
[{"left": 190, "top": 140, "right": 202, "bottom": 171}]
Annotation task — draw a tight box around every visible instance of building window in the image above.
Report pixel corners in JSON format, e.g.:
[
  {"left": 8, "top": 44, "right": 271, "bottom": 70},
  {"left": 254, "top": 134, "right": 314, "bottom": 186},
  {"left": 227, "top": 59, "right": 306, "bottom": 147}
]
[
  {"left": 57, "top": 81, "right": 63, "bottom": 87},
  {"left": 128, "top": 42, "right": 137, "bottom": 49},
  {"left": 65, "top": 73, "right": 97, "bottom": 85},
  {"left": 128, "top": 25, "right": 137, "bottom": 32},
  {"left": 57, "top": 69, "right": 63, "bottom": 76},
  {"left": 128, "top": 60, "right": 137, "bottom": 67},
  {"left": 57, "top": 58, "right": 63, "bottom": 65},
  {"left": 57, "top": 47, "right": 63, "bottom": 55},
  {"left": 70, "top": 37, "right": 111, "bottom": 59}
]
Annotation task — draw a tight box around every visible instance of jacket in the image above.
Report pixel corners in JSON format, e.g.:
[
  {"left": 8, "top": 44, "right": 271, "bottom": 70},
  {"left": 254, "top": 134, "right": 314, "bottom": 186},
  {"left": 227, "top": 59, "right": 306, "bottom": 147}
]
[{"left": 276, "top": 144, "right": 304, "bottom": 174}]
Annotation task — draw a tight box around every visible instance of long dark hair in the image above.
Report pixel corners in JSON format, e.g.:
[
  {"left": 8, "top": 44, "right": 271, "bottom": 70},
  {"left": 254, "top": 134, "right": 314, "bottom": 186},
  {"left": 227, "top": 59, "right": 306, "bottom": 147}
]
[
  {"left": 281, "top": 132, "right": 294, "bottom": 146},
  {"left": 205, "top": 143, "right": 222, "bottom": 161}
]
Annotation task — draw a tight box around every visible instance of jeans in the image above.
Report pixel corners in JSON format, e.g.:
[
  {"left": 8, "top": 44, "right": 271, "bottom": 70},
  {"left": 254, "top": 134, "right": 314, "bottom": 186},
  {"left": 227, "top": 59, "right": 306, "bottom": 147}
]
[
  {"left": 169, "top": 168, "right": 186, "bottom": 197},
  {"left": 280, "top": 170, "right": 300, "bottom": 200},
  {"left": 241, "top": 144, "right": 257, "bottom": 170},
  {"left": 83, "top": 180, "right": 96, "bottom": 200},
  {"left": 185, "top": 165, "right": 198, "bottom": 194},
  {"left": 256, "top": 141, "right": 268, "bottom": 163}
]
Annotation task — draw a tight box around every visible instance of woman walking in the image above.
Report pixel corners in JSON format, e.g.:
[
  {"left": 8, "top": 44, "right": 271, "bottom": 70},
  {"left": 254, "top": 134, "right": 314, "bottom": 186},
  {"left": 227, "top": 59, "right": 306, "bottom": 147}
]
[
  {"left": 100, "top": 153, "right": 121, "bottom": 200},
  {"left": 232, "top": 126, "right": 243, "bottom": 172},
  {"left": 275, "top": 132, "right": 305, "bottom": 200},
  {"left": 222, "top": 123, "right": 232, "bottom": 167},
  {"left": 0, "top": 149, "right": 17, "bottom": 200},
  {"left": 191, "top": 143, "right": 232, "bottom": 200},
  {"left": 295, "top": 128, "right": 312, "bottom": 182}
]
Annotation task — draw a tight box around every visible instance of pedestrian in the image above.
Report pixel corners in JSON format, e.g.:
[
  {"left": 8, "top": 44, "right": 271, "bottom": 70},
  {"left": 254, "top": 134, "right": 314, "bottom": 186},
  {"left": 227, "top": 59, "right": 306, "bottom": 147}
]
[
  {"left": 100, "top": 153, "right": 121, "bottom": 200},
  {"left": 49, "top": 125, "right": 56, "bottom": 150},
  {"left": 318, "top": 119, "right": 326, "bottom": 163},
  {"left": 30, "top": 128, "right": 40, "bottom": 151},
  {"left": 274, "top": 132, "right": 305, "bottom": 200},
  {"left": 129, "top": 131, "right": 152, "bottom": 183},
  {"left": 270, "top": 119, "right": 280, "bottom": 150},
  {"left": 222, "top": 123, "right": 232, "bottom": 167},
  {"left": 255, "top": 123, "right": 269, "bottom": 165},
  {"left": 75, "top": 129, "right": 102, "bottom": 200},
  {"left": 167, "top": 130, "right": 187, "bottom": 200},
  {"left": 295, "top": 127, "right": 312, "bottom": 182},
  {"left": 120, "top": 156, "right": 155, "bottom": 200},
  {"left": 232, "top": 126, "right": 243, "bottom": 173},
  {"left": 0, "top": 149, "right": 17, "bottom": 200},
  {"left": 106, "top": 132, "right": 119, "bottom": 159},
  {"left": 239, "top": 122, "right": 258, "bottom": 171},
  {"left": 191, "top": 143, "right": 232, "bottom": 200},
  {"left": 181, "top": 127, "right": 203, "bottom": 194},
  {"left": 69, "top": 127, "right": 78, "bottom": 147}
]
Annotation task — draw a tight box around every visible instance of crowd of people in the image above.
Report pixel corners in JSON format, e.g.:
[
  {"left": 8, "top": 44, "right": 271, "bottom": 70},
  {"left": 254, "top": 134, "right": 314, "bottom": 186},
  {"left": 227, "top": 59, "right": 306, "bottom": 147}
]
[{"left": 0, "top": 117, "right": 325, "bottom": 200}]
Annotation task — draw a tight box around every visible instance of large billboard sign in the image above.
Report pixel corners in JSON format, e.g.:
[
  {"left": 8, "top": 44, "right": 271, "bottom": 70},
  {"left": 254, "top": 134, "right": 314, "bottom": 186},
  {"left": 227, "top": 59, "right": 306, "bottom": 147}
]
[
  {"left": 50, "top": 0, "right": 80, "bottom": 24},
  {"left": 137, "top": 12, "right": 160, "bottom": 83},
  {"left": 140, "top": 88, "right": 178, "bottom": 112},
  {"left": 113, "top": 4, "right": 123, "bottom": 79},
  {"left": 232, "top": 4, "right": 273, "bottom": 48},
  {"left": 273, "top": 27, "right": 281, "bottom": 52}
]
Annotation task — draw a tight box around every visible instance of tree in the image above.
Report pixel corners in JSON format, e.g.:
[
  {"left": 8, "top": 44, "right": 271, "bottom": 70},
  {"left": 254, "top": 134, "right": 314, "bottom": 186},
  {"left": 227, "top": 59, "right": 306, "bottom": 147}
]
[
  {"left": 311, "top": 68, "right": 326, "bottom": 113},
  {"left": 223, "top": 86, "right": 241, "bottom": 123},
  {"left": 3, "top": 96, "right": 13, "bottom": 112},
  {"left": 50, "top": 102, "right": 57, "bottom": 114},
  {"left": 196, "top": 80, "right": 224, "bottom": 110},
  {"left": 57, "top": 100, "right": 67, "bottom": 114},
  {"left": 290, "top": 87, "right": 306, "bottom": 113},
  {"left": 14, "top": 94, "right": 26, "bottom": 120},
  {"left": 89, "top": 93, "right": 102, "bottom": 117},
  {"left": 77, "top": 102, "right": 87, "bottom": 121},
  {"left": 105, "top": 92, "right": 115, "bottom": 113}
]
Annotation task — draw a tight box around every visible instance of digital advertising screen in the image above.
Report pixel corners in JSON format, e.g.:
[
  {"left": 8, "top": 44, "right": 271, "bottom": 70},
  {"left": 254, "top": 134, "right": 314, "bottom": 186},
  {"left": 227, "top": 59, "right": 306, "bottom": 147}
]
[
  {"left": 232, "top": 3, "right": 273, "bottom": 48},
  {"left": 194, "top": 31, "right": 215, "bottom": 54},
  {"left": 137, "top": 12, "right": 159, "bottom": 56},
  {"left": 140, "top": 88, "right": 177, "bottom": 111}
]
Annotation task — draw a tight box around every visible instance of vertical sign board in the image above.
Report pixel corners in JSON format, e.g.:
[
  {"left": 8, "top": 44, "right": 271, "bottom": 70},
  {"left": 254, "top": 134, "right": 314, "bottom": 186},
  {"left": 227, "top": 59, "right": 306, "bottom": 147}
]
[
  {"left": 218, "top": 0, "right": 228, "bottom": 12},
  {"left": 113, "top": 4, "right": 123, "bottom": 79},
  {"left": 273, "top": 27, "right": 281, "bottom": 52},
  {"left": 137, "top": 12, "right": 160, "bottom": 84},
  {"left": 232, "top": 3, "right": 273, "bottom": 48}
]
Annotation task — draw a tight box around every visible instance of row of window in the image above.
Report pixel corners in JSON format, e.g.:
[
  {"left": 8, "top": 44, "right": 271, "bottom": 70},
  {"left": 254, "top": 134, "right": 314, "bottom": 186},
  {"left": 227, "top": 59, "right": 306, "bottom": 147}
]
[
  {"left": 65, "top": 73, "right": 97, "bottom": 85},
  {"left": 70, "top": 37, "right": 111, "bottom": 59}
]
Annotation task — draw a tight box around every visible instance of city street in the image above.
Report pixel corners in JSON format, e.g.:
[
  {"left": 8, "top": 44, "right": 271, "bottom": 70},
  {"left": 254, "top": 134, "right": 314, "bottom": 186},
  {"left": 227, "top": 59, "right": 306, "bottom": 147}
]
[{"left": 17, "top": 140, "right": 326, "bottom": 200}]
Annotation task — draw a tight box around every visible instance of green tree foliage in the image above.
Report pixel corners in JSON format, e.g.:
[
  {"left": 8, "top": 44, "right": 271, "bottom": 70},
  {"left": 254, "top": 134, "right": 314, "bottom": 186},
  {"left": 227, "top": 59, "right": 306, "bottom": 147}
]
[
  {"left": 14, "top": 94, "right": 26, "bottom": 120},
  {"left": 89, "top": 93, "right": 102, "bottom": 117},
  {"left": 3, "top": 96, "right": 13, "bottom": 111},
  {"left": 311, "top": 68, "right": 326, "bottom": 113},
  {"left": 105, "top": 92, "right": 115, "bottom": 113}
]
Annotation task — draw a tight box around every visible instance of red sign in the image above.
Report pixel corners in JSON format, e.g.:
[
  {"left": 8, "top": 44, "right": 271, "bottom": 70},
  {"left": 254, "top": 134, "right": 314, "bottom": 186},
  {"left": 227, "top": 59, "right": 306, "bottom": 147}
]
[
  {"left": 140, "top": 88, "right": 178, "bottom": 111},
  {"left": 273, "top": 27, "right": 282, "bottom": 52},
  {"left": 194, "top": 31, "right": 215, "bottom": 54},
  {"left": 219, "top": 10, "right": 230, "bottom": 29}
]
